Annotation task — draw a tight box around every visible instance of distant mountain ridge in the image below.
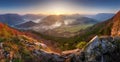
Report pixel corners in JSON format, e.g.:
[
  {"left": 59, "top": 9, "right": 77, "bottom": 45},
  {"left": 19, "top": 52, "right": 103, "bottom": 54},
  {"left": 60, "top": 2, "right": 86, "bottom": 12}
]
[
  {"left": 33, "top": 15, "right": 98, "bottom": 30},
  {"left": 0, "top": 14, "right": 25, "bottom": 26},
  {"left": 23, "top": 14, "right": 46, "bottom": 20},
  {"left": 87, "top": 13, "right": 114, "bottom": 21},
  {"left": 15, "top": 21, "right": 37, "bottom": 29},
  {"left": 0, "top": 13, "right": 113, "bottom": 27},
  {"left": 0, "top": 14, "right": 46, "bottom": 26}
]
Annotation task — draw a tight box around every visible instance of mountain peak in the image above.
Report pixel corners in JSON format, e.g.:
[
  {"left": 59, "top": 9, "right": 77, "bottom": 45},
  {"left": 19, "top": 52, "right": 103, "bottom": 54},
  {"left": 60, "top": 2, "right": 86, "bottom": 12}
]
[
  {"left": 111, "top": 10, "right": 120, "bottom": 36},
  {"left": 117, "top": 10, "right": 120, "bottom": 14},
  {"left": 113, "top": 10, "right": 120, "bottom": 18}
]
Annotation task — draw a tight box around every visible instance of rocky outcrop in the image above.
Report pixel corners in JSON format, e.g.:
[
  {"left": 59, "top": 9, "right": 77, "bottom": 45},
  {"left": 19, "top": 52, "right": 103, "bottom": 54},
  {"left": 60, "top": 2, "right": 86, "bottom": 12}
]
[
  {"left": 40, "top": 36, "right": 120, "bottom": 62},
  {"left": 32, "top": 50, "right": 65, "bottom": 62},
  {"left": 70, "top": 36, "right": 120, "bottom": 62}
]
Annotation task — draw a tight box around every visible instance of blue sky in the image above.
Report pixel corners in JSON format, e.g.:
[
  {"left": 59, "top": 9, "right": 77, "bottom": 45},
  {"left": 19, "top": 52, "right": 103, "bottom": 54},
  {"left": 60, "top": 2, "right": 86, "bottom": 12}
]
[{"left": 0, "top": 0, "right": 120, "bottom": 15}]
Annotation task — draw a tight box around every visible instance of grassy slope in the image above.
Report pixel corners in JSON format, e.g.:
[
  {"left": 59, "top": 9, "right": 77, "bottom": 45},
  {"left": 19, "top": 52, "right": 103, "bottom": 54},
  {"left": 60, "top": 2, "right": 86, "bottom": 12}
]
[{"left": 0, "top": 23, "right": 47, "bottom": 62}]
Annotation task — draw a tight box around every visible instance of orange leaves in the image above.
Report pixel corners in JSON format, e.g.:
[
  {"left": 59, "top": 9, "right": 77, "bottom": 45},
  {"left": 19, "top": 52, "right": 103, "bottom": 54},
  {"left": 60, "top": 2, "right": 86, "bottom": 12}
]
[
  {"left": 4, "top": 41, "right": 19, "bottom": 52},
  {"left": 0, "top": 22, "right": 24, "bottom": 38}
]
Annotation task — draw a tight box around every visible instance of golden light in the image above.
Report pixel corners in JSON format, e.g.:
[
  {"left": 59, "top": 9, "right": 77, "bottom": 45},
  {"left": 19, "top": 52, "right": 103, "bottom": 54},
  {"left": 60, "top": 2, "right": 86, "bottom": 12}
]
[
  {"left": 54, "top": 12, "right": 61, "bottom": 15},
  {"left": 44, "top": 3, "right": 72, "bottom": 15},
  {"left": 52, "top": 11, "right": 65, "bottom": 15},
  {"left": 31, "top": 2, "right": 79, "bottom": 15}
]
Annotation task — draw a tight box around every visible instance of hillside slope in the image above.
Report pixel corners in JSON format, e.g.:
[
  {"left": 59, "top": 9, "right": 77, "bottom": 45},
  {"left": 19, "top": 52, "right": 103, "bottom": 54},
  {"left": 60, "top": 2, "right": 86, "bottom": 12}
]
[
  {"left": 111, "top": 11, "right": 120, "bottom": 36},
  {"left": 0, "top": 22, "right": 65, "bottom": 62},
  {"left": 76, "top": 11, "right": 120, "bottom": 42}
]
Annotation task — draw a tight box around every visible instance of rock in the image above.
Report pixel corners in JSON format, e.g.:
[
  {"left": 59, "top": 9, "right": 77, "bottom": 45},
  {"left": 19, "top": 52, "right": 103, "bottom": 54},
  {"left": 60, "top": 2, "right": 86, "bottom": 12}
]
[
  {"left": 33, "top": 50, "right": 65, "bottom": 62},
  {"left": 70, "top": 36, "right": 120, "bottom": 62}
]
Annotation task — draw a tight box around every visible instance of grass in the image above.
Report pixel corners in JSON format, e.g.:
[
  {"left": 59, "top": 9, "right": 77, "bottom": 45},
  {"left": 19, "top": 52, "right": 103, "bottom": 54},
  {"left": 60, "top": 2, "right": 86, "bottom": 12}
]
[
  {"left": 54, "top": 24, "right": 93, "bottom": 33},
  {"left": 76, "top": 41, "right": 87, "bottom": 49}
]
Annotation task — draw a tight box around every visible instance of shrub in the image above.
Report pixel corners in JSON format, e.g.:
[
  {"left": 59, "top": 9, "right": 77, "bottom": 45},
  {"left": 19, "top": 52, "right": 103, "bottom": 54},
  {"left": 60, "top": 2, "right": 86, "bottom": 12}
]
[{"left": 76, "top": 41, "right": 87, "bottom": 49}]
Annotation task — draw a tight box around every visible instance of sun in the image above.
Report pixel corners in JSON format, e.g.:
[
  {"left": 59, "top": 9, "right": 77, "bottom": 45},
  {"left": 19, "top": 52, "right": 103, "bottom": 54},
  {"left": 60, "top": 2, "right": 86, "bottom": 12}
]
[
  {"left": 53, "top": 11, "right": 64, "bottom": 15},
  {"left": 42, "top": 5, "right": 72, "bottom": 15},
  {"left": 49, "top": 7, "right": 68, "bottom": 15},
  {"left": 52, "top": 9, "right": 71, "bottom": 15}
]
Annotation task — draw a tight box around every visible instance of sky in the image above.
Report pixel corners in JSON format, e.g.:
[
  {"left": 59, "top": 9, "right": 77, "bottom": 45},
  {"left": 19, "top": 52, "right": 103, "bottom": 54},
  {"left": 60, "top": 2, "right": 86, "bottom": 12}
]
[{"left": 0, "top": 0, "right": 120, "bottom": 15}]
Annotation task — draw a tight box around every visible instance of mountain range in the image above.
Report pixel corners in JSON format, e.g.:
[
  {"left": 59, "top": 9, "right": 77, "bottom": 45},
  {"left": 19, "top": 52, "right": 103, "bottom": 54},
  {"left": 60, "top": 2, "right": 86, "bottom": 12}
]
[
  {"left": 16, "top": 21, "right": 37, "bottom": 29},
  {"left": 86, "top": 13, "right": 114, "bottom": 21},
  {"left": 0, "top": 13, "right": 113, "bottom": 26},
  {"left": 15, "top": 15, "right": 98, "bottom": 37},
  {"left": 0, "top": 14, "right": 25, "bottom": 26}
]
